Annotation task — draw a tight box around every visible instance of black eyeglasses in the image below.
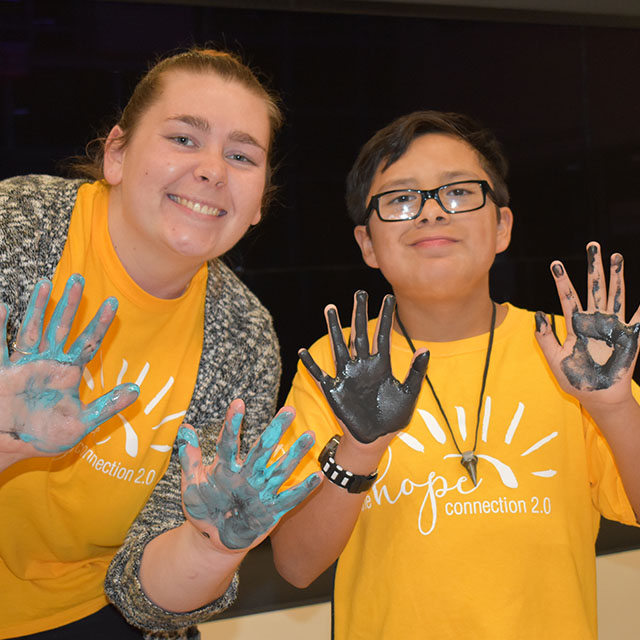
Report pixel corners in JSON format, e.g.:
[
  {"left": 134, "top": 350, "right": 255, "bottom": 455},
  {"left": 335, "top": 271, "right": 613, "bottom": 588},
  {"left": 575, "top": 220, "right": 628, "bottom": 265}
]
[{"left": 366, "top": 180, "right": 497, "bottom": 222}]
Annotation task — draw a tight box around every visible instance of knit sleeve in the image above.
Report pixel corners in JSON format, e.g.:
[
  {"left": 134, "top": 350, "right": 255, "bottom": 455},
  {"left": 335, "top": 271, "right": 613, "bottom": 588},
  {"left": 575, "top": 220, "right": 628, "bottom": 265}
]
[
  {"left": 0, "top": 175, "right": 78, "bottom": 339},
  {"left": 105, "top": 261, "right": 281, "bottom": 634}
]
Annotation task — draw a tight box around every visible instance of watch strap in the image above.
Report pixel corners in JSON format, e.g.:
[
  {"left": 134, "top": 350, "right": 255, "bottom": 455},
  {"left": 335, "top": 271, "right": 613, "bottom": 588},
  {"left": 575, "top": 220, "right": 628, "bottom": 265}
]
[{"left": 318, "top": 435, "right": 377, "bottom": 494}]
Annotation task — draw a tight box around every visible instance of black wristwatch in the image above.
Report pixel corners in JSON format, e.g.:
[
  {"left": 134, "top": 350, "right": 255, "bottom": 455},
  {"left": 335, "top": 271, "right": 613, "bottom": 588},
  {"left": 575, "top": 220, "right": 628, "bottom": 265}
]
[{"left": 318, "top": 435, "right": 378, "bottom": 494}]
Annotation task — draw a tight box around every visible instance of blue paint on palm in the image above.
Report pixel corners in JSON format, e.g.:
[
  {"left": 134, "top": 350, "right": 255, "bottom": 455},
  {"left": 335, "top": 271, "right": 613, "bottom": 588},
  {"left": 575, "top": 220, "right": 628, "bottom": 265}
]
[
  {"left": 179, "top": 409, "right": 320, "bottom": 550},
  {"left": 0, "top": 275, "right": 139, "bottom": 455},
  {"left": 21, "top": 377, "right": 65, "bottom": 410}
]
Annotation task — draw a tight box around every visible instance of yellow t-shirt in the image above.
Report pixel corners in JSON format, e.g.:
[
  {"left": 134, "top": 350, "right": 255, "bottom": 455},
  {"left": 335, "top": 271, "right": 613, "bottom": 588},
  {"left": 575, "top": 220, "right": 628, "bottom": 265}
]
[
  {"left": 281, "top": 304, "right": 638, "bottom": 640},
  {"left": 0, "top": 181, "right": 207, "bottom": 637}
]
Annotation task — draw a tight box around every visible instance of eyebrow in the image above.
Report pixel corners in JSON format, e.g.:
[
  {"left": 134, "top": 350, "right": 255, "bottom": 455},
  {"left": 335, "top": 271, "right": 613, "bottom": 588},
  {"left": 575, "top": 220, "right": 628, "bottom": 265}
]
[
  {"left": 167, "top": 115, "right": 266, "bottom": 152},
  {"left": 169, "top": 114, "right": 210, "bottom": 132},
  {"left": 229, "top": 130, "right": 266, "bottom": 152},
  {"left": 377, "top": 170, "right": 483, "bottom": 192}
]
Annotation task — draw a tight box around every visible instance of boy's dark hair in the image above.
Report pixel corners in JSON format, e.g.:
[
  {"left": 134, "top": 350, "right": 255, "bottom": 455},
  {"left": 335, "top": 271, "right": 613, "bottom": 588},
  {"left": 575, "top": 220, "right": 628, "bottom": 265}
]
[{"left": 345, "top": 111, "right": 510, "bottom": 226}]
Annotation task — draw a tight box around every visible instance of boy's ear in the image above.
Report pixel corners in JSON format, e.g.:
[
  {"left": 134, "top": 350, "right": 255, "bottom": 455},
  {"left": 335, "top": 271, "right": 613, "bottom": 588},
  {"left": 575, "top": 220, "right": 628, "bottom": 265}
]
[
  {"left": 354, "top": 225, "right": 380, "bottom": 269},
  {"left": 103, "top": 126, "right": 126, "bottom": 186},
  {"left": 496, "top": 206, "right": 513, "bottom": 254}
]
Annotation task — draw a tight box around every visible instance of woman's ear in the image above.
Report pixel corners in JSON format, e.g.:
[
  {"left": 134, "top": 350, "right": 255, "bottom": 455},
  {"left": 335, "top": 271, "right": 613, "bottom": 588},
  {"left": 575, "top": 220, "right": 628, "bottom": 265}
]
[
  {"left": 354, "top": 225, "right": 380, "bottom": 269},
  {"left": 495, "top": 206, "right": 514, "bottom": 255},
  {"left": 249, "top": 209, "right": 262, "bottom": 226},
  {"left": 103, "top": 126, "right": 126, "bottom": 186}
]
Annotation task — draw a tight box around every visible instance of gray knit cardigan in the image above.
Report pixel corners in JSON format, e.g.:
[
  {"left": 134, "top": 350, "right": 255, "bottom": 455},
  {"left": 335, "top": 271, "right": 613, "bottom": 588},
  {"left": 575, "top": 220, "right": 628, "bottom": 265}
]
[{"left": 0, "top": 175, "right": 281, "bottom": 637}]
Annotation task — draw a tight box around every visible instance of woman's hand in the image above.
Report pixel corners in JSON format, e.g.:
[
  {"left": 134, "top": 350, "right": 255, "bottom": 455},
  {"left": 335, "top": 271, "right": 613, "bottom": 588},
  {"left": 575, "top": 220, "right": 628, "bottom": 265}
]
[
  {"left": 535, "top": 242, "right": 640, "bottom": 408},
  {"left": 178, "top": 399, "right": 322, "bottom": 551},
  {"left": 299, "top": 290, "right": 429, "bottom": 444},
  {"left": 0, "top": 275, "right": 139, "bottom": 469}
]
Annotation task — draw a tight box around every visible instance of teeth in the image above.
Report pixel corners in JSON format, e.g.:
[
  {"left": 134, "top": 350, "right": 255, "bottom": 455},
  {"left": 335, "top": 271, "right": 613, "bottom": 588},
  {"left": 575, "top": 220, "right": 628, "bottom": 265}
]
[{"left": 168, "top": 194, "right": 223, "bottom": 217}]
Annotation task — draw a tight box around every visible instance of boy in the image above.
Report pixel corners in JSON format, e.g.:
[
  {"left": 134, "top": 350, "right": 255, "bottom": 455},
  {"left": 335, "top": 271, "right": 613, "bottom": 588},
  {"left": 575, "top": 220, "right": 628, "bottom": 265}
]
[{"left": 270, "top": 111, "right": 640, "bottom": 639}]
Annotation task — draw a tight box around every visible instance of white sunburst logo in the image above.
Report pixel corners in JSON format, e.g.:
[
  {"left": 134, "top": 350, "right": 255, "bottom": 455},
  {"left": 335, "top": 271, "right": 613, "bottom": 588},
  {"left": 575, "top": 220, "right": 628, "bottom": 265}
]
[
  {"left": 397, "top": 397, "right": 558, "bottom": 489},
  {"left": 366, "top": 397, "right": 559, "bottom": 536},
  {"left": 83, "top": 353, "right": 186, "bottom": 458}
]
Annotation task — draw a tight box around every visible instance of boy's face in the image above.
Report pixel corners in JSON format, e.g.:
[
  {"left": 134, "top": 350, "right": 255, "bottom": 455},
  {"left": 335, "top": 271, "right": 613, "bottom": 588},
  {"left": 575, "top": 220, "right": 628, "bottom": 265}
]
[{"left": 354, "top": 133, "right": 513, "bottom": 302}]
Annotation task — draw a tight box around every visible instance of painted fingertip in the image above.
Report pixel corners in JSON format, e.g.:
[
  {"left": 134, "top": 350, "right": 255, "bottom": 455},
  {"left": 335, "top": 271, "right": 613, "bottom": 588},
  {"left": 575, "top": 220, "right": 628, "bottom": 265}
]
[
  {"left": 34, "top": 277, "right": 52, "bottom": 291},
  {"left": 382, "top": 293, "right": 396, "bottom": 308},
  {"left": 67, "top": 273, "right": 85, "bottom": 287},
  {"left": 277, "top": 408, "right": 295, "bottom": 423},
  {"left": 177, "top": 425, "right": 199, "bottom": 448},
  {"left": 299, "top": 431, "right": 315, "bottom": 448},
  {"left": 308, "top": 471, "right": 323, "bottom": 489},
  {"left": 551, "top": 263, "right": 564, "bottom": 277},
  {"left": 124, "top": 382, "right": 140, "bottom": 396},
  {"left": 414, "top": 349, "right": 430, "bottom": 369},
  {"left": 611, "top": 253, "right": 623, "bottom": 272},
  {"left": 534, "top": 311, "right": 548, "bottom": 333},
  {"left": 355, "top": 289, "right": 368, "bottom": 302},
  {"left": 104, "top": 296, "right": 119, "bottom": 312}
]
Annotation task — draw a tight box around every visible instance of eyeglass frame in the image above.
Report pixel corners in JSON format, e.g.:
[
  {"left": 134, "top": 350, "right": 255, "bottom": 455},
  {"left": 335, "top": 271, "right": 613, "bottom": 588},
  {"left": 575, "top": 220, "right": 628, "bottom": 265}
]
[{"left": 365, "top": 179, "right": 498, "bottom": 223}]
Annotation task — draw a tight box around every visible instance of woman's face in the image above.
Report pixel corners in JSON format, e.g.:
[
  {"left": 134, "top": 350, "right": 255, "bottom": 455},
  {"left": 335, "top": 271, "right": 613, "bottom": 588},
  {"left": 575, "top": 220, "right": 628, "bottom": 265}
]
[{"left": 104, "top": 70, "right": 270, "bottom": 277}]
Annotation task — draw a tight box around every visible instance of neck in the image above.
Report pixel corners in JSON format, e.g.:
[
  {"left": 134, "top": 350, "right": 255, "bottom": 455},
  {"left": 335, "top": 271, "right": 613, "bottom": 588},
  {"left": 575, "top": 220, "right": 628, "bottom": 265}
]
[
  {"left": 394, "top": 288, "right": 505, "bottom": 342},
  {"left": 114, "top": 246, "right": 202, "bottom": 299},
  {"left": 107, "top": 195, "right": 204, "bottom": 300}
]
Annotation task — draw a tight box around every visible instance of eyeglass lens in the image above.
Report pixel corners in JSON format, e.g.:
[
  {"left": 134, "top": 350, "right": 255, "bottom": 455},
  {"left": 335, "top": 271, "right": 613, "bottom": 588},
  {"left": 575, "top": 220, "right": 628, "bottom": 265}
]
[{"left": 377, "top": 181, "right": 486, "bottom": 220}]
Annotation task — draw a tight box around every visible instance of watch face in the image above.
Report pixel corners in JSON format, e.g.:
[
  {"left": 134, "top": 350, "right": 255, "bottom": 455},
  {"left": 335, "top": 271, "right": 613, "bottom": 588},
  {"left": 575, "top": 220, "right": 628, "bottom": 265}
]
[{"left": 319, "top": 435, "right": 341, "bottom": 463}]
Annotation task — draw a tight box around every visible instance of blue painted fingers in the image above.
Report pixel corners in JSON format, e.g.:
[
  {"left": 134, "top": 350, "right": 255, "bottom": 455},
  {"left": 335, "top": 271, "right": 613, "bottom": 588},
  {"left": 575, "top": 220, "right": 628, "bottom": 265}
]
[
  {"left": 299, "top": 290, "right": 429, "bottom": 444},
  {"left": 178, "top": 401, "right": 321, "bottom": 550},
  {"left": 0, "top": 275, "right": 139, "bottom": 457}
]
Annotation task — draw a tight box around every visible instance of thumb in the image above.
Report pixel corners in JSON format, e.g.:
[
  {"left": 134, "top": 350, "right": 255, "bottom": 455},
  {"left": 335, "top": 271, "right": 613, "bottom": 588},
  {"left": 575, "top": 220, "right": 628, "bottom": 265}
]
[
  {"left": 534, "top": 312, "right": 563, "bottom": 366},
  {"left": 403, "top": 349, "right": 430, "bottom": 395}
]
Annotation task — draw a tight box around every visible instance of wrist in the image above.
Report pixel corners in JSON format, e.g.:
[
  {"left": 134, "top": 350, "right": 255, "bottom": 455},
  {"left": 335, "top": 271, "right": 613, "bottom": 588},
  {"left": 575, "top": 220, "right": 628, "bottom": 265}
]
[
  {"left": 582, "top": 392, "right": 640, "bottom": 424},
  {"left": 335, "top": 431, "right": 392, "bottom": 473},
  {"left": 182, "top": 520, "right": 249, "bottom": 561}
]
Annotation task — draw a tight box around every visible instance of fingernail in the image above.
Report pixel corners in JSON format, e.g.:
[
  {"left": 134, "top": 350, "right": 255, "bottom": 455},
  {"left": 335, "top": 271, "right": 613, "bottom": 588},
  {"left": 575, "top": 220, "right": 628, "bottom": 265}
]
[
  {"left": 552, "top": 264, "right": 564, "bottom": 277},
  {"left": 177, "top": 427, "right": 198, "bottom": 447}
]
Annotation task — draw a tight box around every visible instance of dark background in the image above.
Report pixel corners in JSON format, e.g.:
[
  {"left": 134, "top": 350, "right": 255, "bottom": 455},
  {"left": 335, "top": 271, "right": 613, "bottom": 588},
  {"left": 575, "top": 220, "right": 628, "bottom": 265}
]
[{"left": 2, "top": 0, "right": 640, "bottom": 617}]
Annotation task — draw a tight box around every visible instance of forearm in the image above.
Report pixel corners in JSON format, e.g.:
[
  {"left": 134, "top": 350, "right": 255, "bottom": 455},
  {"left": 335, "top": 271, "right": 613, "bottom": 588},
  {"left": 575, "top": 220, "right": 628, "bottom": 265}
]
[
  {"left": 139, "top": 521, "right": 247, "bottom": 612},
  {"left": 585, "top": 395, "right": 640, "bottom": 517},
  {"left": 272, "top": 435, "right": 386, "bottom": 587}
]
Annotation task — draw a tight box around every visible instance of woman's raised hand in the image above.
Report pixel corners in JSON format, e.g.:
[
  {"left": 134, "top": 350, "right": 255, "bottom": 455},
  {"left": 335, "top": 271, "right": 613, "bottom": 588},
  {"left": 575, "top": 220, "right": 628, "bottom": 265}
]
[
  {"left": 178, "top": 400, "right": 321, "bottom": 551},
  {"left": 0, "top": 275, "right": 139, "bottom": 470}
]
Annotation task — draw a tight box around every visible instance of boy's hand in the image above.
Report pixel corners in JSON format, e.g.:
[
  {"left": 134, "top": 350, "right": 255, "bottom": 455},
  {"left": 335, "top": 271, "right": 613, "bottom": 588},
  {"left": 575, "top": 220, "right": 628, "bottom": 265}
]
[
  {"left": 535, "top": 242, "right": 640, "bottom": 407},
  {"left": 299, "top": 290, "right": 429, "bottom": 444}
]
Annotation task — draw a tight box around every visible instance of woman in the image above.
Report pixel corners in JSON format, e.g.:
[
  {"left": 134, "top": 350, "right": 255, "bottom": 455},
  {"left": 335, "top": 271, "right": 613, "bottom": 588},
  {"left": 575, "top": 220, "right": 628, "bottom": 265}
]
[{"left": 0, "top": 49, "right": 319, "bottom": 639}]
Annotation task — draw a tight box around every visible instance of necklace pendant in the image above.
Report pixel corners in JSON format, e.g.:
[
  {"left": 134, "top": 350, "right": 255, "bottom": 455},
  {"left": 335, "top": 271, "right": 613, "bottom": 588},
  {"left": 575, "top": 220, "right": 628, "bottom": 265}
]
[{"left": 460, "top": 451, "right": 478, "bottom": 486}]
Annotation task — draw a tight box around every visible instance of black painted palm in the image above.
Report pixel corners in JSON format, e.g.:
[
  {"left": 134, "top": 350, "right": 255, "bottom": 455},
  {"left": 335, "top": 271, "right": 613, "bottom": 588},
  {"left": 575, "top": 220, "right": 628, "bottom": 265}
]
[
  {"left": 536, "top": 242, "right": 640, "bottom": 402},
  {"left": 299, "top": 290, "right": 430, "bottom": 444}
]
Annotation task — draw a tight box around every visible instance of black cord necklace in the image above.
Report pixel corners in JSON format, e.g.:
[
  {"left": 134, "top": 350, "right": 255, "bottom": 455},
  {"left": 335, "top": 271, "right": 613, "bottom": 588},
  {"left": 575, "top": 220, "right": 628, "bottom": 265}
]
[{"left": 396, "top": 301, "right": 497, "bottom": 485}]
